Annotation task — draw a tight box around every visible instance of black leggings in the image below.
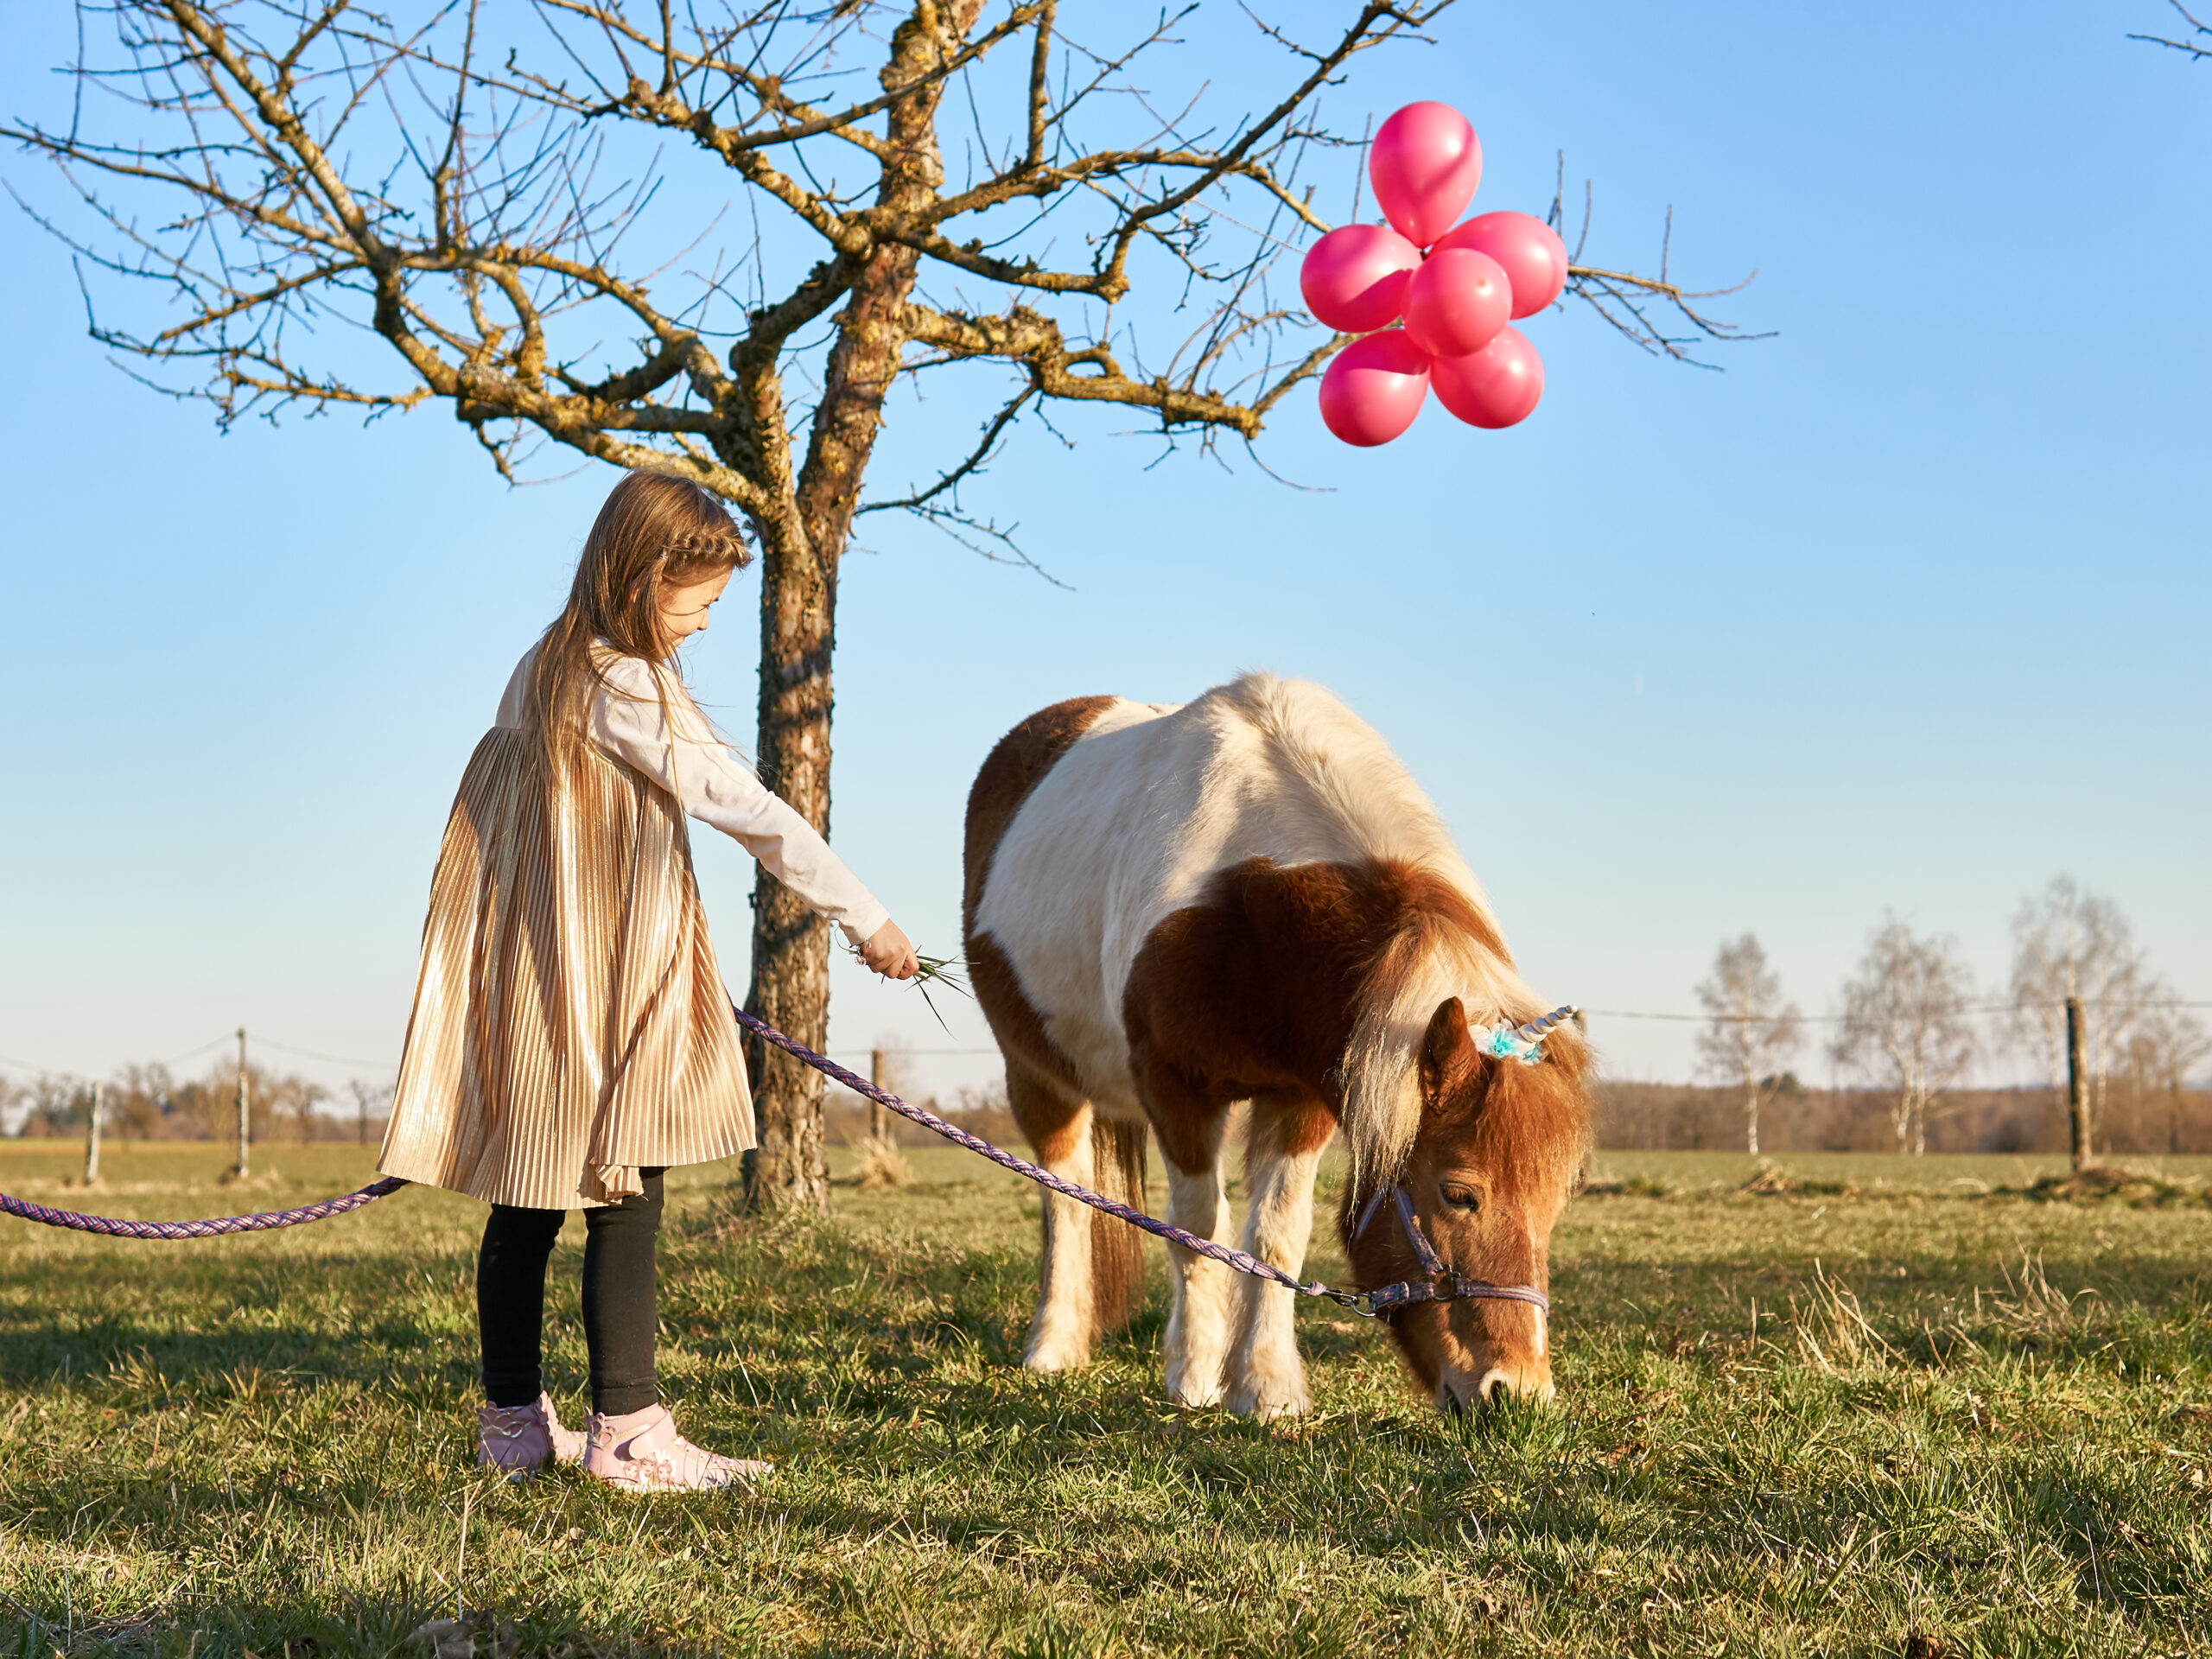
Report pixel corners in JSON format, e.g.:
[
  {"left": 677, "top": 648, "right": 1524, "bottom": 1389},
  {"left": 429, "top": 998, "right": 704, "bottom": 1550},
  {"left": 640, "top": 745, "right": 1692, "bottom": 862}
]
[{"left": 477, "top": 1169, "right": 664, "bottom": 1415}]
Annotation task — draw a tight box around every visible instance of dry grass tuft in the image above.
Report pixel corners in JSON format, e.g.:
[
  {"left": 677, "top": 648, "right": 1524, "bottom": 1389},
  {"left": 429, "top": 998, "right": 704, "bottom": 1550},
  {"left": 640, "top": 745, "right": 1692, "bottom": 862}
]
[
  {"left": 855, "top": 1134, "right": 914, "bottom": 1189},
  {"left": 1791, "top": 1261, "right": 1904, "bottom": 1372},
  {"left": 1737, "top": 1160, "right": 1859, "bottom": 1199},
  {"left": 2018, "top": 1163, "right": 2210, "bottom": 1206},
  {"left": 1738, "top": 1160, "right": 1795, "bottom": 1196},
  {"left": 1978, "top": 1249, "right": 2099, "bottom": 1339}
]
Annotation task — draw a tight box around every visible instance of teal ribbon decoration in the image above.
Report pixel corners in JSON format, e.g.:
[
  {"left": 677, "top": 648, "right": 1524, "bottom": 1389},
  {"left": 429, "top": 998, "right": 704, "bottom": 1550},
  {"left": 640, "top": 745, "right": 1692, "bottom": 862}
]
[{"left": 1478, "top": 1026, "right": 1549, "bottom": 1066}]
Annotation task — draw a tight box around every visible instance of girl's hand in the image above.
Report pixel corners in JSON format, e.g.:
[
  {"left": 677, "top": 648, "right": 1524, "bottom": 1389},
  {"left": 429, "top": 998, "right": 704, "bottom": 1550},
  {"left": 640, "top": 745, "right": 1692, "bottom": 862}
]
[{"left": 860, "top": 921, "right": 920, "bottom": 980}]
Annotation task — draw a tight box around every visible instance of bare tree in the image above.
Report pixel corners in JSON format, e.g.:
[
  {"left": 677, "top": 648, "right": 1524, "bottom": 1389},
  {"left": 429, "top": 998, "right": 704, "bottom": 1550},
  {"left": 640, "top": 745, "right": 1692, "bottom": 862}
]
[
  {"left": 8, "top": 0, "right": 1750, "bottom": 1212},
  {"left": 105, "top": 1061, "right": 180, "bottom": 1138},
  {"left": 10, "top": 1073, "right": 96, "bottom": 1139},
  {"left": 2132, "top": 1, "right": 2212, "bottom": 59},
  {"left": 2010, "top": 877, "right": 2145, "bottom": 1156},
  {"left": 1830, "top": 918, "right": 1975, "bottom": 1155},
  {"left": 2125, "top": 987, "right": 2211, "bottom": 1155},
  {"left": 347, "top": 1077, "right": 395, "bottom": 1146},
  {"left": 162, "top": 1058, "right": 321, "bottom": 1142},
  {"left": 1693, "top": 933, "right": 1801, "bottom": 1156},
  {"left": 265, "top": 1071, "right": 332, "bottom": 1142}
]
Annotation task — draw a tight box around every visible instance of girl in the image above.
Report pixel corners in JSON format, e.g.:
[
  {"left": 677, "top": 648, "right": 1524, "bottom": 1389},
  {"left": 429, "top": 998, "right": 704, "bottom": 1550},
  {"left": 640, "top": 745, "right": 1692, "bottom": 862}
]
[{"left": 378, "top": 470, "right": 918, "bottom": 1492}]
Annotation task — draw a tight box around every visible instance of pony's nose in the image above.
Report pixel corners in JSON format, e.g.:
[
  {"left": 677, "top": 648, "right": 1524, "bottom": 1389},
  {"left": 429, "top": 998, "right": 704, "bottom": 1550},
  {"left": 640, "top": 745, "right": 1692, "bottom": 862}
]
[{"left": 1476, "top": 1367, "right": 1554, "bottom": 1407}]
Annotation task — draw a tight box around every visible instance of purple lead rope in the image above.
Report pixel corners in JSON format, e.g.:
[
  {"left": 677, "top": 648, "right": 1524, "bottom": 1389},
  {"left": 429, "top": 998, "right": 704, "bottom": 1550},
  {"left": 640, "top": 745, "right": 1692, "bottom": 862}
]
[
  {"left": 734, "top": 1007, "right": 1548, "bottom": 1319},
  {"left": 0, "top": 1176, "right": 409, "bottom": 1239},
  {"left": 0, "top": 1009, "right": 1548, "bottom": 1320}
]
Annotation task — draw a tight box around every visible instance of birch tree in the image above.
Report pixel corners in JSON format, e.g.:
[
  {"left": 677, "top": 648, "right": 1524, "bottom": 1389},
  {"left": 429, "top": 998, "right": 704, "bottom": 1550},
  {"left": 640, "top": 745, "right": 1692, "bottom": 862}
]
[
  {"left": 8, "top": 0, "right": 1745, "bottom": 1211},
  {"left": 1830, "top": 918, "right": 1975, "bottom": 1155},
  {"left": 2126, "top": 989, "right": 2210, "bottom": 1155},
  {"left": 1693, "top": 933, "right": 1800, "bottom": 1155},
  {"left": 2009, "top": 877, "right": 2145, "bottom": 1158}
]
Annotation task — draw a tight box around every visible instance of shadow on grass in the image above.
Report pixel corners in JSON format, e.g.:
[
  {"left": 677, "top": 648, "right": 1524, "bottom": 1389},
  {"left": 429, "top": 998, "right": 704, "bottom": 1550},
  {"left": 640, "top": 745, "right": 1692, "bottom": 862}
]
[
  {"left": 2, "top": 1595, "right": 740, "bottom": 1659},
  {"left": 0, "top": 1284, "right": 471, "bottom": 1402}
]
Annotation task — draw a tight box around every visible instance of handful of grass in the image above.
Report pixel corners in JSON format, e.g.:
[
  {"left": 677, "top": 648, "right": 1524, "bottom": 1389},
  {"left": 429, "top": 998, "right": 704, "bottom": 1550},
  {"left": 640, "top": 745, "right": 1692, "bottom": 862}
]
[{"left": 847, "top": 945, "right": 971, "bottom": 1033}]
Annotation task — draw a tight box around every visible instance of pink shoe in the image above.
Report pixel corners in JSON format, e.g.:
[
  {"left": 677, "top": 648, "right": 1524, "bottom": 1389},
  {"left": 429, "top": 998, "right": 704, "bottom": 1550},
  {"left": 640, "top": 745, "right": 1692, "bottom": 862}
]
[
  {"left": 582, "top": 1403, "right": 770, "bottom": 1493},
  {"left": 476, "top": 1394, "right": 586, "bottom": 1479}
]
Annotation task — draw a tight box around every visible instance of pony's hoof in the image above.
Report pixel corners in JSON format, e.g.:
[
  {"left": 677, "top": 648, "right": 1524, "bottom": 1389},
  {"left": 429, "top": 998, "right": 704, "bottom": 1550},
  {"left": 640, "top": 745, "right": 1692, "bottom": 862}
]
[
  {"left": 1164, "top": 1363, "right": 1227, "bottom": 1409},
  {"left": 1167, "top": 1382, "right": 1225, "bottom": 1409},
  {"left": 1022, "top": 1336, "right": 1092, "bottom": 1373},
  {"left": 1226, "top": 1374, "right": 1313, "bottom": 1419}
]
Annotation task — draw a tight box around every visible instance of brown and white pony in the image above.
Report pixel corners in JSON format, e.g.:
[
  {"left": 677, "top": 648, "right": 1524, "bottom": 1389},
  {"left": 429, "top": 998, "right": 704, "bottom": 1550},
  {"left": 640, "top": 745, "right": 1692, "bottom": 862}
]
[{"left": 963, "top": 673, "right": 1592, "bottom": 1416}]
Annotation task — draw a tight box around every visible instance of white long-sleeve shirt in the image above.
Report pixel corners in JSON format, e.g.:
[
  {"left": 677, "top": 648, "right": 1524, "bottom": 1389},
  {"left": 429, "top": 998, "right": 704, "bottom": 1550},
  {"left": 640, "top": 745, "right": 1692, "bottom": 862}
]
[{"left": 493, "top": 646, "right": 891, "bottom": 948}]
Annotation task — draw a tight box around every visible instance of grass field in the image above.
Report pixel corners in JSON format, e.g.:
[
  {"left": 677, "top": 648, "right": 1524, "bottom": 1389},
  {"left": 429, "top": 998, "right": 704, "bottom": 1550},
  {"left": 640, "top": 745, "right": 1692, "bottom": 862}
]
[{"left": 3, "top": 1138, "right": 2209, "bottom": 1657}]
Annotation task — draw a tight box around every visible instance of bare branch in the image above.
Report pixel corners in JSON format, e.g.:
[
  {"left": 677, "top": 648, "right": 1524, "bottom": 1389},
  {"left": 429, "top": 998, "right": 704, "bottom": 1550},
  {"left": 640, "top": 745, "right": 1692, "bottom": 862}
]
[
  {"left": 2130, "top": 0, "right": 2212, "bottom": 58},
  {"left": 1025, "top": 0, "right": 1056, "bottom": 167},
  {"left": 905, "top": 301, "right": 1264, "bottom": 437}
]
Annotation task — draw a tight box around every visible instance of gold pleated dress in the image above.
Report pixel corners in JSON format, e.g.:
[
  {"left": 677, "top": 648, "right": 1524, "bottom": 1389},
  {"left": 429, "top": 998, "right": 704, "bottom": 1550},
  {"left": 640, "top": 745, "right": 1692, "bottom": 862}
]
[{"left": 375, "top": 727, "right": 750, "bottom": 1208}]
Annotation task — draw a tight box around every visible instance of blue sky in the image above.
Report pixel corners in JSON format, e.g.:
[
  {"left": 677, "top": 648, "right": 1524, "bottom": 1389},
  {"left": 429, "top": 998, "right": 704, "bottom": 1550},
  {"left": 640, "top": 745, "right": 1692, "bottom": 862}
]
[{"left": 2, "top": 2, "right": 2206, "bottom": 1110}]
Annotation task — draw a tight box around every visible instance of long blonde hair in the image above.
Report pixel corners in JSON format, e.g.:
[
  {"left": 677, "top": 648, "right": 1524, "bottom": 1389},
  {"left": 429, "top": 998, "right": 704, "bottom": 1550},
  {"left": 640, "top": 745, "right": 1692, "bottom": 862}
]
[{"left": 524, "top": 470, "right": 749, "bottom": 780}]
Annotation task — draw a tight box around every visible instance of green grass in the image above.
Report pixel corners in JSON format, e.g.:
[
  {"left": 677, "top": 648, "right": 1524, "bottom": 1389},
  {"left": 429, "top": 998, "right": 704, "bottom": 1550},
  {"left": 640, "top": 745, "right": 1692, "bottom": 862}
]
[{"left": 3, "top": 1140, "right": 2210, "bottom": 1656}]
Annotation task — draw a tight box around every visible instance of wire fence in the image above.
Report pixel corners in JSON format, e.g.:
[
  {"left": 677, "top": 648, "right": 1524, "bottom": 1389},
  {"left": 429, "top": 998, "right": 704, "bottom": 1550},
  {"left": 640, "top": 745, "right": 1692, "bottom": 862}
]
[
  {"left": 1591, "top": 1001, "right": 2212, "bottom": 1024},
  {"left": 4, "top": 1000, "right": 2209, "bottom": 1083}
]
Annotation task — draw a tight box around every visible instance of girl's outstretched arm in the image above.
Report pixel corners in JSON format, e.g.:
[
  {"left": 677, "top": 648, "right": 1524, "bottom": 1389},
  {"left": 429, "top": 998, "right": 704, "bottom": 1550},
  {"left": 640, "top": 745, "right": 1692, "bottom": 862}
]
[{"left": 588, "top": 657, "right": 906, "bottom": 968}]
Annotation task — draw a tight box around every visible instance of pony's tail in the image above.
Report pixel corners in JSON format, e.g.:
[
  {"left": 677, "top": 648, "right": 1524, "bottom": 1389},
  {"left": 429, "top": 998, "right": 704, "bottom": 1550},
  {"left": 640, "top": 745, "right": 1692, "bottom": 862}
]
[{"left": 1089, "top": 1117, "right": 1149, "bottom": 1335}]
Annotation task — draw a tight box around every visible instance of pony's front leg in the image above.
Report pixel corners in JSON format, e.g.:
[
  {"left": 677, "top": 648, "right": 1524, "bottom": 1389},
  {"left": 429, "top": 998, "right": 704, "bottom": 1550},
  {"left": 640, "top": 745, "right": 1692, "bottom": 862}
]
[
  {"left": 1012, "top": 1070, "right": 1096, "bottom": 1374},
  {"left": 1225, "top": 1098, "right": 1334, "bottom": 1418},
  {"left": 1159, "top": 1116, "right": 1233, "bottom": 1409}
]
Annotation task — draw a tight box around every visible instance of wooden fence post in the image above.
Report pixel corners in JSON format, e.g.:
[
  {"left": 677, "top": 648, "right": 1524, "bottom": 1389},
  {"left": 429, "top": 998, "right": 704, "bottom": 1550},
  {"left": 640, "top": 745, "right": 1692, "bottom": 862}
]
[
  {"left": 2065, "top": 995, "right": 2090, "bottom": 1173},
  {"left": 82, "top": 1081, "right": 102, "bottom": 1185},
  {"left": 233, "top": 1027, "right": 251, "bottom": 1179},
  {"left": 869, "top": 1049, "right": 888, "bottom": 1146}
]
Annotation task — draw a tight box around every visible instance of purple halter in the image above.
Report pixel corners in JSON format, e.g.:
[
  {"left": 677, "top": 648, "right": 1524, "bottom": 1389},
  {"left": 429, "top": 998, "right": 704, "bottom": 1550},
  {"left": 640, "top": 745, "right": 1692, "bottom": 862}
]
[{"left": 1348, "top": 1184, "right": 1551, "bottom": 1317}]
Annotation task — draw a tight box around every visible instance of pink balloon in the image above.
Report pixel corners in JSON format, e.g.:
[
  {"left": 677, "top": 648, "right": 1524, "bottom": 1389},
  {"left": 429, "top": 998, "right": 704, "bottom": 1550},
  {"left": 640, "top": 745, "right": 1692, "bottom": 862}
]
[
  {"left": 1430, "top": 326, "right": 1544, "bottom": 429},
  {"left": 1317, "top": 330, "right": 1432, "bottom": 447},
  {"left": 1433, "top": 212, "right": 1569, "bottom": 318},
  {"left": 1299, "top": 223, "right": 1421, "bottom": 334},
  {"left": 1369, "top": 102, "right": 1483, "bottom": 248},
  {"left": 1400, "top": 248, "right": 1511, "bottom": 359}
]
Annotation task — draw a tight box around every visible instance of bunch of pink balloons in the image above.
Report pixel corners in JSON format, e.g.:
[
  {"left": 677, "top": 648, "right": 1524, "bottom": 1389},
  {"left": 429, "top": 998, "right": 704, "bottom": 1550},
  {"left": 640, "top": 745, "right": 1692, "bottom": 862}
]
[{"left": 1300, "top": 102, "right": 1570, "bottom": 447}]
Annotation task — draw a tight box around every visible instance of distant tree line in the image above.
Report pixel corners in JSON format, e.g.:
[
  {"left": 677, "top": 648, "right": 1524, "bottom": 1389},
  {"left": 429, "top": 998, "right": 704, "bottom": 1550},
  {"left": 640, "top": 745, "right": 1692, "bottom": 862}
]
[
  {"left": 0, "top": 1062, "right": 391, "bottom": 1144},
  {"left": 1596, "top": 1078, "right": 2212, "bottom": 1157},
  {"left": 1671, "top": 876, "right": 2207, "bottom": 1159}
]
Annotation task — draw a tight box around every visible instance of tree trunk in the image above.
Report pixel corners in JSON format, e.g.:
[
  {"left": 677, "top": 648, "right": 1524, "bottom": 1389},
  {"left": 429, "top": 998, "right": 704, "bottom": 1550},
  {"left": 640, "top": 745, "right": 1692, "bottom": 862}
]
[
  {"left": 1744, "top": 1074, "right": 1759, "bottom": 1156},
  {"left": 741, "top": 508, "right": 842, "bottom": 1214},
  {"left": 739, "top": 1, "right": 976, "bottom": 1215}
]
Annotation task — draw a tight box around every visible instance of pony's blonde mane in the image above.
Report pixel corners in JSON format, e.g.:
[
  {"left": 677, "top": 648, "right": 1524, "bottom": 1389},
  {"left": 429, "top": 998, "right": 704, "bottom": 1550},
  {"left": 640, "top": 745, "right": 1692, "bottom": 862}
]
[
  {"left": 1195, "top": 673, "right": 1556, "bottom": 1191},
  {"left": 1341, "top": 911, "right": 1556, "bottom": 1191}
]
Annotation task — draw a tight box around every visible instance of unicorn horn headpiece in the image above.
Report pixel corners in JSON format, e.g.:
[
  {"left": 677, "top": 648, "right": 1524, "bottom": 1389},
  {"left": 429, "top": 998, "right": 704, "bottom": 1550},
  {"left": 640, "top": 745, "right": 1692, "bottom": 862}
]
[
  {"left": 1514, "top": 1005, "right": 1580, "bottom": 1045},
  {"left": 1474, "top": 1005, "right": 1581, "bottom": 1065}
]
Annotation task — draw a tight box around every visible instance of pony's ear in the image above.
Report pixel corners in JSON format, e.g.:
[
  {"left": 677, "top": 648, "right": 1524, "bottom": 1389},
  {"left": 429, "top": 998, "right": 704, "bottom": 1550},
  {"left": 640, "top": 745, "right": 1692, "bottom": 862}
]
[{"left": 1421, "top": 996, "right": 1476, "bottom": 1102}]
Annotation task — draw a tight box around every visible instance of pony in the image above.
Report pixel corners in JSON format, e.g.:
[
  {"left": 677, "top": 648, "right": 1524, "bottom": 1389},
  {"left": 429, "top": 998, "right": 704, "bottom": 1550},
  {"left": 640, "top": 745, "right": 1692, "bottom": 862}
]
[{"left": 963, "top": 672, "right": 1592, "bottom": 1416}]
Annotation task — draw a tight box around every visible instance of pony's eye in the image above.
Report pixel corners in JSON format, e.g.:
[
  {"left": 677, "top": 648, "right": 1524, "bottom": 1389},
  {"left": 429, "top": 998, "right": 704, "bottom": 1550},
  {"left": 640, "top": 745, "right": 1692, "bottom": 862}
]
[{"left": 1440, "top": 1182, "right": 1481, "bottom": 1213}]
